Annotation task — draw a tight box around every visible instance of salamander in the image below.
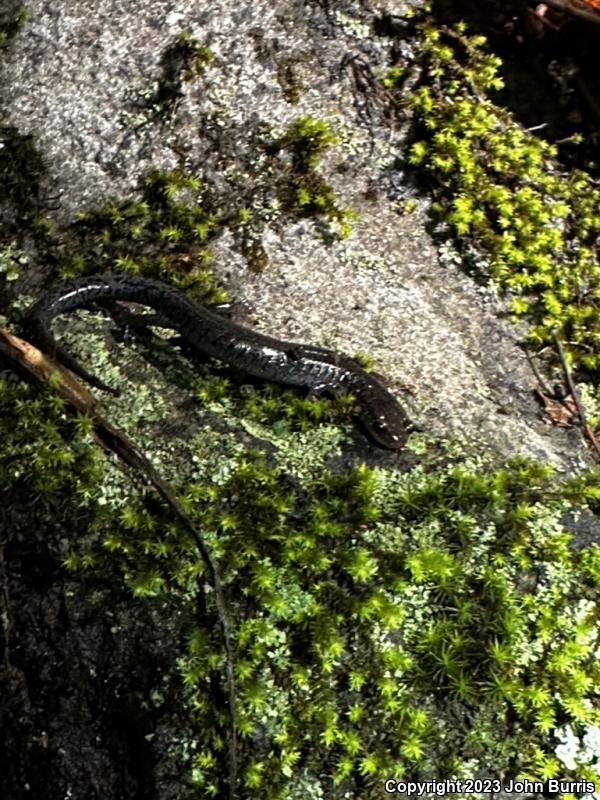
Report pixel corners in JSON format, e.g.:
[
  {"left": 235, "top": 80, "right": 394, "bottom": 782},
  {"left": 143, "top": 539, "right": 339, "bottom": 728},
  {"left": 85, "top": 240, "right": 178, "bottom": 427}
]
[{"left": 25, "top": 274, "right": 410, "bottom": 449}]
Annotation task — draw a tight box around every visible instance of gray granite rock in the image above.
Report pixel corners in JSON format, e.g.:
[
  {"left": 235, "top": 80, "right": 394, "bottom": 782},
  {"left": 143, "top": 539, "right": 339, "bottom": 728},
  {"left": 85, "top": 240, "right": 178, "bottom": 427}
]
[{"left": 0, "top": 0, "right": 588, "bottom": 468}]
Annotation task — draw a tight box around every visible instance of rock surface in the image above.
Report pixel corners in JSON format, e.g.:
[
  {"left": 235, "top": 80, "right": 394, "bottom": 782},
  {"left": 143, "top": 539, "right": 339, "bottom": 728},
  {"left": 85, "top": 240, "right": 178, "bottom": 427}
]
[{"left": 0, "top": 0, "right": 588, "bottom": 469}]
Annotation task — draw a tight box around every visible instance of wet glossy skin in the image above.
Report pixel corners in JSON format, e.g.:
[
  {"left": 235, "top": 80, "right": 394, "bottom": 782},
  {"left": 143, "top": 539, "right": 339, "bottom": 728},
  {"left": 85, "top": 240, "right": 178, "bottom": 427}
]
[{"left": 26, "top": 274, "right": 410, "bottom": 450}]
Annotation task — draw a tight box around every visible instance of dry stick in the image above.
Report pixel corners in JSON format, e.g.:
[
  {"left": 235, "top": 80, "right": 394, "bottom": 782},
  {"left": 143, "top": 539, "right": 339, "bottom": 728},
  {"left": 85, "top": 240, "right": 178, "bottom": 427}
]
[
  {"left": 552, "top": 333, "right": 600, "bottom": 460},
  {"left": 542, "top": 0, "right": 600, "bottom": 25},
  {"left": 525, "top": 347, "right": 555, "bottom": 398},
  {"left": 0, "top": 326, "right": 238, "bottom": 800}
]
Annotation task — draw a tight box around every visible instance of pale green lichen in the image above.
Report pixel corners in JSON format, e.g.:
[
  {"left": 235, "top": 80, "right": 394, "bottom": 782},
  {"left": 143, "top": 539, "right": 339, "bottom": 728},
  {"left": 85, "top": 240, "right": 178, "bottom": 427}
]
[
  {"left": 0, "top": 243, "right": 27, "bottom": 282},
  {"left": 5, "top": 293, "right": 600, "bottom": 798},
  {"left": 47, "top": 387, "right": 600, "bottom": 798}
]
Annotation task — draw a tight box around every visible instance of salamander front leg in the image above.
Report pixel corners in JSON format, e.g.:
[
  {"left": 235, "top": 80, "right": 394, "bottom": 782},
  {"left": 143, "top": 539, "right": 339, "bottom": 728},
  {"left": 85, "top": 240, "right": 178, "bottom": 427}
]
[
  {"left": 24, "top": 312, "right": 120, "bottom": 395},
  {"left": 306, "top": 382, "right": 332, "bottom": 400}
]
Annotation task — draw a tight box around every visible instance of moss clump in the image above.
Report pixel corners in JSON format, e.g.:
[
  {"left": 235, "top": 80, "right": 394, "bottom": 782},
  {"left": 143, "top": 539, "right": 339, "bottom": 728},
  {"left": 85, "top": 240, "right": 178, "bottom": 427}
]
[
  {"left": 0, "top": 374, "right": 207, "bottom": 798},
  {"left": 4, "top": 357, "right": 600, "bottom": 797},
  {"left": 394, "top": 20, "right": 600, "bottom": 373},
  {"left": 55, "top": 169, "right": 226, "bottom": 301},
  {"left": 61, "top": 421, "right": 600, "bottom": 797},
  {"left": 281, "top": 116, "right": 339, "bottom": 172},
  {"left": 142, "top": 29, "right": 213, "bottom": 118},
  {"left": 196, "top": 374, "right": 354, "bottom": 437},
  {"left": 277, "top": 116, "right": 356, "bottom": 239},
  {"left": 0, "top": 380, "right": 101, "bottom": 503},
  {"left": 175, "top": 457, "right": 600, "bottom": 795}
]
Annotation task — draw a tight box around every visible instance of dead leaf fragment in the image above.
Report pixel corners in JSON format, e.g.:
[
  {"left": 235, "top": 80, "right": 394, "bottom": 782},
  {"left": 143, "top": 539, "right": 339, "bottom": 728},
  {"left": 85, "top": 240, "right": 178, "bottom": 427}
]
[{"left": 534, "top": 387, "right": 580, "bottom": 427}]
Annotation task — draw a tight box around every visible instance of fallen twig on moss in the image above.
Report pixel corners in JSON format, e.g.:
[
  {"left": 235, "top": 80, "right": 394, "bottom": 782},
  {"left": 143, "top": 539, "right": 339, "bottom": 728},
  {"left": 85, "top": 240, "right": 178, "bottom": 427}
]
[
  {"left": 525, "top": 347, "right": 555, "bottom": 398},
  {"left": 0, "top": 325, "right": 238, "bottom": 800}
]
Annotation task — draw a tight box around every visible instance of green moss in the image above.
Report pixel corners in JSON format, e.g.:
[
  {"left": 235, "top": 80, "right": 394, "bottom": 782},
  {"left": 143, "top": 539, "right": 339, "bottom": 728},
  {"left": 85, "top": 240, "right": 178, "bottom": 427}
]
[
  {"left": 0, "top": 379, "right": 103, "bottom": 524},
  {"left": 55, "top": 168, "right": 226, "bottom": 300},
  {"left": 231, "top": 382, "right": 353, "bottom": 435},
  {"left": 276, "top": 116, "right": 357, "bottom": 239},
  {"left": 142, "top": 29, "right": 213, "bottom": 118},
  {"left": 394, "top": 19, "right": 600, "bottom": 375},
  {"left": 280, "top": 116, "right": 339, "bottom": 173},
  {"left": 4, "top": 348, "right": 600, "bottom": 796},
  {"left": 46, "top": 113, "right": 353, "bottom": 296},
  {"left": 51, "top": 388, "right": 600, "bottom": 798}
]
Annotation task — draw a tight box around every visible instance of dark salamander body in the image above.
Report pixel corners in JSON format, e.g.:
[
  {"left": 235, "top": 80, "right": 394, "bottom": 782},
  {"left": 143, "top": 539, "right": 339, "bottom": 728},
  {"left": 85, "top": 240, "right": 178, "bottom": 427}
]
[{"left": 26, "top": 274, "right": 410, "bottom": 449}]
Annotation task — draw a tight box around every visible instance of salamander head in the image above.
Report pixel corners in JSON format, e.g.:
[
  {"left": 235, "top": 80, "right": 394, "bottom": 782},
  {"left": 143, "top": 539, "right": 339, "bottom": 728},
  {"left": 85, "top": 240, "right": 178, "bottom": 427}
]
[{"left": 355, "top": 382, "right": 410, "bottom": 450}]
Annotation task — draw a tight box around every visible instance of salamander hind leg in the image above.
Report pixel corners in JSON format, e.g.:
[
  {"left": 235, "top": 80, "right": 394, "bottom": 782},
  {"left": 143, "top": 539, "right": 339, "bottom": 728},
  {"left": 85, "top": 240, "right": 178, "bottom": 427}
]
[
  {"left": 25, "top": 312, "right": 120, "bottom": 395},
  {"left": 49, "top": 340, "right": 120, "bottom": 395}
]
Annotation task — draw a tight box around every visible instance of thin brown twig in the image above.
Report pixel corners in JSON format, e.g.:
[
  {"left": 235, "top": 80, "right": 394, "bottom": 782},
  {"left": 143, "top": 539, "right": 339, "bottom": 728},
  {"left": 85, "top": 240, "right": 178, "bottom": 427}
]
[
  {"left": 543, "top": 0, "right": 600, "bottom": 25},
  {"left": 525, "top": 347, "right": 555, "bottom": 397},
  {"left": 552, "top": 333, "right": 600, "bottom": 460}
]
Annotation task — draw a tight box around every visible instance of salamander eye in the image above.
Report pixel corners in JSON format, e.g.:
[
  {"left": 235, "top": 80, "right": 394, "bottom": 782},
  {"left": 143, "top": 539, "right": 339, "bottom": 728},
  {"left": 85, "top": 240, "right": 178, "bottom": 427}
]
[
  {"left": 369, "top": 417, "right": 401, "bottom": 445},
  {"left": 357, "top": 397, "right": 407, "bottom": 450}
]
